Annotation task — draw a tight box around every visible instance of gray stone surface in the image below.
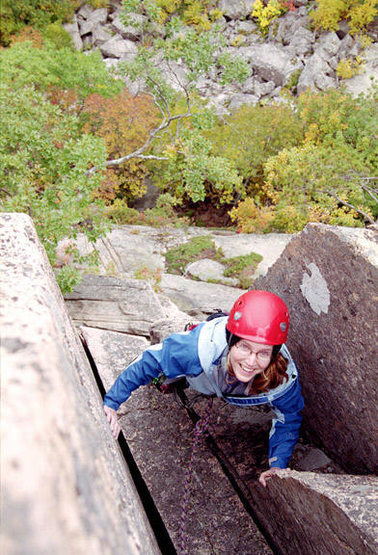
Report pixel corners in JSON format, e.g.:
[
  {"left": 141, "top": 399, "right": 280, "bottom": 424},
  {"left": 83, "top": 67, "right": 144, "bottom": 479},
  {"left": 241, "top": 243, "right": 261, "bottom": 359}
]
[
  {"left": 250, "top": 470, "right": 378, "bottom": 554},
  {"left": 185, "top": 258, "right": 238, "bottom": 286},
  {"left": 295, "top": 448, "right": 331, "bottom": 471},
  {"left": 63, "top": 15, "right": 83, "bottom": 50},
  {"left": 64, "top": 274, "right": 170, "bottom": 336},
  {"left": 239, "top": 44, "right": 302, "bottom": 86},
  {"left": 160, "top": 273, "right": 243, "bottom": 315},
  {"left": 345, "top": 43, "right": 378, "bottom": 97},
  {"left": 91, "top": 24, "right": 112, "bottom": 46},
  {"left": 100, "top": 36, "right": 138, "bottom": 59},
  {"left": 297, "top": 52, "right": 334, "bottom": 92},
  {"left": 0, "top": 213, "right": 159, "bottom": 555},
  {"left": 86, "top": 326, "right": 272, "bottom": 554},
  {"left": 218, "top": 0, "right": 257, "bottom": 19},
  {"left": 111, "top": 13, "right": 146, "bottom": 41},
  {"left": 254, "top": 223, "right": 378, "bottom": 473},
  {"left": 71, "top": 1, "right": 377, "bottom": 108}
]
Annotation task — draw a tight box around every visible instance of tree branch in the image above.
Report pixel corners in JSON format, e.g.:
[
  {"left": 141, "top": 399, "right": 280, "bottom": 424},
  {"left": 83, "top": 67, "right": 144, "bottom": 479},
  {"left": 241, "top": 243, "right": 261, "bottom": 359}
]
[
  {"left": 361, "top": 183, "right": 378, "bottom": 204},
  {"left": 323, "top": 189, "right": 375, "bottom": 224}
]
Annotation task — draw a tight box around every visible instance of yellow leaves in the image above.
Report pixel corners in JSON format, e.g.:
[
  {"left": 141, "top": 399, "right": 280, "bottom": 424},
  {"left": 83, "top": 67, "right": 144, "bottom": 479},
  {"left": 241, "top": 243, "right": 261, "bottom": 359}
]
[
  {"left": 83, "top": 89, "right": 159, "bottom": 157},
  {"left": 337, "top": 57, "right": 364, "bottom": 79},
  {"left": 310, "top": 0, "right": 378, "bottom": 35},
  {"left": 252, "top": 0, "right": 287, "bottom": 34},
  {"left": 229, "top": 197, "right": 275, "bottom": 233}
]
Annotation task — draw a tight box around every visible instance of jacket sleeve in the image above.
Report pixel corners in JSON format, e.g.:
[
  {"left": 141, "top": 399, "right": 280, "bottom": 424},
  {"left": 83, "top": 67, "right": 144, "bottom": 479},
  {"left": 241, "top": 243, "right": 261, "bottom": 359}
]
[
  {"left": 268, "top": 377, "right": 304, "bottom": 469},
  {"left": 103, "top": 324, "right": 204, "bottom": 410}
]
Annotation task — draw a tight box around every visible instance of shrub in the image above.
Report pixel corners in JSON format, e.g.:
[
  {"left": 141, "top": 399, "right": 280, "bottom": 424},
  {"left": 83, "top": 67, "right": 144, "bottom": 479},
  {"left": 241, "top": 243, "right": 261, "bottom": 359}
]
[
  {"left": 209, "top": 103, "right": 303, "bottom": 193},
  {"left": 251, "top": 0, "right": 288, "bottom": 34},
  {"left": 223, "top": 252, "right": 263, "bottom": 289},
  {"left": 229, "top": 198, "right": 275, "bottom": 233},
  {"left": 43, "top": 22, "right": 74, "bottom": 49},
  {"left": 165, "top": 235, "right": 222, "bottom": 274},
  {"left": 309, "top": 0, "right": 378, "bottom": 35},
  {"left": 0, "top": 0, "right": 109, "bottom": 45},
  {"left": 0, "top": 83, "right": 108, "bottom": 292},
  {"left": 0, "top": 41, "right": 123, "bottom": 105},
  {"left": 82, "top": 89, "right": 160, "bottom": 203},
  {"left": 336, "top": 57, "right": 364, "bottom": 79}
]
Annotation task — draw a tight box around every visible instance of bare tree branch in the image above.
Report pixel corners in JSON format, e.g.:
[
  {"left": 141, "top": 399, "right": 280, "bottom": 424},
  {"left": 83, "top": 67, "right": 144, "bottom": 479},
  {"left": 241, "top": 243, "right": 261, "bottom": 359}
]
[
  {"left": 323, "top": 189, "right": 375, "bottom": 224},
  {"left": 0, "top": 187, "right": 12, "bottom": 197},
  {"left": 361, "top": 183, "right": 378, "bottom": 203}
]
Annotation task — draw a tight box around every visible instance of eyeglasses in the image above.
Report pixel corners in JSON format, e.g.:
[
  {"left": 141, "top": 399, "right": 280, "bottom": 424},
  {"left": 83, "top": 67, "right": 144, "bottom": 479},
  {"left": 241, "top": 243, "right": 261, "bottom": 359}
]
[{"left": 234, "top": 341, "right": 273, "bottom": 364}]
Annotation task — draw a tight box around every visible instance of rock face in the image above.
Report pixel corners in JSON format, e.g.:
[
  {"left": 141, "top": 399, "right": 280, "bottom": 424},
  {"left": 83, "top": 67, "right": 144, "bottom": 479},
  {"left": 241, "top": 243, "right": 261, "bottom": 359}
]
[
  {"left": 62, "top": 1, "right": 377, "bottom": 110},
  {"left": 252, "top": 470, "right": 378, "bottom": 554},
  {"left": 255, "top": 223, "right": 378, "bottom": 474},
  {"left": 81, "top": 325, "right": 273, "bottom": 555},
  {"left": 0, "top": 214, "right": 160, "bottom": 554}
]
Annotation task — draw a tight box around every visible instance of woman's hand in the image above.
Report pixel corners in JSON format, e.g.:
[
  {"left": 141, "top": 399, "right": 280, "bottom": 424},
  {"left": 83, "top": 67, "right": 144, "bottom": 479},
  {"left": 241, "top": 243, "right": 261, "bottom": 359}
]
[
  {"left": 258, "top": 467, "right": 281, "bottom": 487},
  {"left": 103, "top": 405, "right": 121, "bottom": 439}
]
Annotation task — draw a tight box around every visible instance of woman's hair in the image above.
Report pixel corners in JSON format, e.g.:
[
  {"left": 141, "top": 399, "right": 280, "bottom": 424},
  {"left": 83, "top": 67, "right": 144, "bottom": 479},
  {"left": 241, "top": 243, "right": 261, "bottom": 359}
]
[{"left": 226, "top": 333, "right": 289, "bottom": 394}]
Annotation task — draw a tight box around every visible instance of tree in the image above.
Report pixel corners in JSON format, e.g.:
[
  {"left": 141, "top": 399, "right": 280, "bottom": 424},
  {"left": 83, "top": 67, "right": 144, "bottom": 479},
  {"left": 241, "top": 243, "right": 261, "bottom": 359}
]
[
  {"left": 87, "top": 0, "right": 250, "bottom": 206},
  {"left": 0, "top": 83, "right": 108, "bottom": 291}
]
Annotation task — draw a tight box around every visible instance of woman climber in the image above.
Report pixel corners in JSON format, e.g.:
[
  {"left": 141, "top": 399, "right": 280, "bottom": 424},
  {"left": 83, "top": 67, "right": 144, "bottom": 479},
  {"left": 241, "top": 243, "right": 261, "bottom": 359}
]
[{"left": 103, "top": 289, "right": 304, "bottom": 486}]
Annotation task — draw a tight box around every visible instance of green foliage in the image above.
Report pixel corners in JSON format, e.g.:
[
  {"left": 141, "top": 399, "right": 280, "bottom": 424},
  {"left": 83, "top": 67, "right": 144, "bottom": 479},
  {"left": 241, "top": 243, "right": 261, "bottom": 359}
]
[
  {"left": 209, "top": 103, "right": 304, "bottom": 193},
  {"left": 222, "top": 252, "right": 263, "bottom": 289},
  {"left": 0, "top": 83, "right": 109, "bottom": 291},
  {"left": 56, "top": 264, "right": 83, "bottom": 294},
  {"left": 105, "top": 195, "right": 190, "bottom": 227},
  {"left": 0, "top": 0, "right": 109, "bottom": 45},
  {"left": 230, "top": 88, "right": 377, "bottom": 233},
  {"left": 0, "top": 0, "right": 78, "bottom": 45},
  {"left": 309, "top": 0, "right": 378, "bottom": 35},
  {"left": 83, "top": 89, "right": 160, "bottom": 203},
  {"left": 165, "top": 235, "right": 222, "bottom": 274},
  {"left": 43, "top": 22, "right": 74, "bottom": 49},
  {"left": 164, "top": 235, "right": 262, "bottom": 287},
  {"left": 0, "top": 41, "right": 123, "bottom": 103},
  {"left": 336, "top": 56, "right": 364, "bottom": 79}
]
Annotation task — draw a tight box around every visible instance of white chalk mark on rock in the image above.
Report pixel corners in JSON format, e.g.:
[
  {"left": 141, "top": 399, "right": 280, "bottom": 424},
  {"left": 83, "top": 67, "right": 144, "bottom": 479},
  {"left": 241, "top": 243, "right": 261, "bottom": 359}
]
[{"left": 300, "top": 263, "right": 330, "bottom": 315}]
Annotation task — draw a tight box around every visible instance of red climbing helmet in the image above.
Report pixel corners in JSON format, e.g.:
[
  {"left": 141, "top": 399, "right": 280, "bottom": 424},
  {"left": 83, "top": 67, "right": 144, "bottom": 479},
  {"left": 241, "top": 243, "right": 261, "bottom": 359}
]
[{"left": 227, "top": 290, "right": 289, "bottom": 345}]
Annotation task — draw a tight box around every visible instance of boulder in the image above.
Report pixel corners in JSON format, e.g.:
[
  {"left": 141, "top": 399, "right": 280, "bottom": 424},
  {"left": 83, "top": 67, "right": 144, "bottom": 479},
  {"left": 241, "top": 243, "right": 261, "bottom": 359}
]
[
  {"left": 91, "top": 24, "right": 112, "bottom": 46},
  {"left": 218, "top": 0, "right": 257, "bottom": 20},
  {"left": 316, "top": 31, "right": 341, "bottom": 59},
  {"left": 0, "top": 213, "right": 159, "bottom": 554},
  {"left": 100, "top": 36, "right": 138, "bottom": 59},
  {"left": 111, "top": 13, "right": 146, "bottom": 41},
  {"left": 87, "top": 328, "right": 273, "bottom": 554},
  {"left": 239, "top": 44, "right": 303, "bottom": 86},
  {"left": 228, "top": 92, "right": 259, "bottom": 109},
  {"left": 297, "top": 52, "right": 335, "bottom": 92},
  {"left": 254, "top": 223, "right": 378, "bottom": 473},
  {"left": 63, "top": 15, "right": 83, "bottom": 50},
  {"left": 64, "top": 274, "right": 170, "bottom": 336},
  {"left": 288, "top": 27, "right": 315, "bottom": 57},
  {"left": 251, "top": 470, "right": 378, "bottom": 554},
  {"left": 77, "top": 3, "right": 94, "bottom": 20},
  {"left": 79, "top": 8, "right": 108, "bottom": 35},
  {"left": 344, "top": 43, "right": 378, "bottom": 97},
  {"left": 185, "top": 258, "right": 238, "bottom": 286},
  {"left": 160, "top": 273, "right": 243, "bottom": 315}
]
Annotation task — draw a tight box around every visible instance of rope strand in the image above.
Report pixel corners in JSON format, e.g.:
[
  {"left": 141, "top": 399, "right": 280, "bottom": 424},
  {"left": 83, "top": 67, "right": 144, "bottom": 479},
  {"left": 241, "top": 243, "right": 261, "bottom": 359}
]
[{"left": 179, "top": 397, "right": 213, "bottom": 555}]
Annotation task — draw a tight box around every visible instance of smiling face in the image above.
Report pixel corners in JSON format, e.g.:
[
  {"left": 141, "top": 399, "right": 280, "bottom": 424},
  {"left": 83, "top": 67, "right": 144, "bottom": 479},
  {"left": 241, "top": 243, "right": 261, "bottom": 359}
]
[{"left": 228, "top": 339, "right": 273, "bottom": 383}]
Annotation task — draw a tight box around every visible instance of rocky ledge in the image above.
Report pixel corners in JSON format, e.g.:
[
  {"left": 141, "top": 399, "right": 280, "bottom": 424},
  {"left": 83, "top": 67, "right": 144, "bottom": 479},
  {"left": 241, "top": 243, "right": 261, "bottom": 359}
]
[{"left": 64, "top": 1, "right": 377, "bottom": 112}]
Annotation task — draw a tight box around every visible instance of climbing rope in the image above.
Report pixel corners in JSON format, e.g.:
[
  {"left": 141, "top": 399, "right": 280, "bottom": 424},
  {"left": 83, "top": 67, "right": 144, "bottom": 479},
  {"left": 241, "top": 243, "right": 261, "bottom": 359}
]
[{"left": 179, "top": 396, "right": 213, "bottom": 555}]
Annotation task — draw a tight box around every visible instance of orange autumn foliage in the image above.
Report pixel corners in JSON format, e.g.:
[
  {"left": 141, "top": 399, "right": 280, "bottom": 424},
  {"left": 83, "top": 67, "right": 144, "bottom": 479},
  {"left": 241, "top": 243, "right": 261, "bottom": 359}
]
[{"left": 83, "top": 89, "right": 160, "bottom": 203}]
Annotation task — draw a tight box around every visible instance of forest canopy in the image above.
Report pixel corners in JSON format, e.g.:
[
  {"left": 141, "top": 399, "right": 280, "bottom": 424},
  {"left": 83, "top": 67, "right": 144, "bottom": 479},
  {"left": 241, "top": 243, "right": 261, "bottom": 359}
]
[{"left": 0, "top": 1, "right": 377, "bottom": 291}]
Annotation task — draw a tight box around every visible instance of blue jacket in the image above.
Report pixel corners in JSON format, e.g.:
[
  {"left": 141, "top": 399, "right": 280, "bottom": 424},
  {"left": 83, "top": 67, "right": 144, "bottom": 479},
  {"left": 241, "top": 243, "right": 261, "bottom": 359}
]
[{"left": 104, "top": 316, "right": 304, "bottom": 468}]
